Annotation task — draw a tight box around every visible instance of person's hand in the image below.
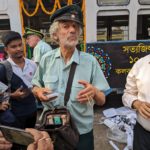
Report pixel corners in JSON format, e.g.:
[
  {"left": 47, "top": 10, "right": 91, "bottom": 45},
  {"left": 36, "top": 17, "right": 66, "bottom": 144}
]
[
  {"left": 0, "top": 101, "right": 9, "bottom": 111},
  {"left": 132, "top": 100, "right": 150, "bottom": 119},
  {"left": 76, "top": 80, "right": 96, "bottom": 104},
  {"left": 0, "top": 131, "right": 12, "bottom": 150},
  {"left": 11, "top": 87, "right": 29, "bottom": 99},
  {"left": 26, "top": 128, "right": 53, "bottom": 150},
  {"left": 32, "top": 87, "right": 53, "bottom": 102}
]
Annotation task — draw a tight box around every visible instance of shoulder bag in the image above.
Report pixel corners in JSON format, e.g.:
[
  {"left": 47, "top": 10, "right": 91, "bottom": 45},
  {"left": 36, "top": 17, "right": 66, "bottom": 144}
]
[{"left": 39, "top": 62, "right": 79, "bottom": 150}]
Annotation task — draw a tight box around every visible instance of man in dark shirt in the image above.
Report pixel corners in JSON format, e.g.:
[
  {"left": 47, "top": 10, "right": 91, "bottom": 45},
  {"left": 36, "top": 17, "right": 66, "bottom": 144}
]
[{"left": 0, "top": 31, "right": 37, "bottom": 129}]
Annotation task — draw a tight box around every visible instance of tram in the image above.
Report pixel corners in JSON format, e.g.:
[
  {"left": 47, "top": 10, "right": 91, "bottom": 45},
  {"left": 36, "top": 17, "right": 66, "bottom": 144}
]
[
  {"left": 0, "top": 0, "right": 150, "bottom": 90},
  {"left": 86, "top": 0, "right": 150, "bottom": 92},
  {"left": 1, "top": 0, "right": 150, "bottom": 43},
  {"left": 86, "top": 0, "right": 150, "bottom": 42}
]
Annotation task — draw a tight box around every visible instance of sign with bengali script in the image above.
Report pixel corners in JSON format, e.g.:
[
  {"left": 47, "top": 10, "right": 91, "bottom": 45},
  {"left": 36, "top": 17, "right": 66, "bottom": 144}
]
[{"left": 86, "top": 40, "right": 150, "bottom": 88}]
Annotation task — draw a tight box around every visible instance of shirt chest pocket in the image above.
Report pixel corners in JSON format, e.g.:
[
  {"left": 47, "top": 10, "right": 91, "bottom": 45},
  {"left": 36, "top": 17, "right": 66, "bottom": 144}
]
[
  {"left": 70, "top": 83, "right": 84, "bottom": 102},
  {"left": 44, "top": 76, "right": 58, "bottom": 91}
]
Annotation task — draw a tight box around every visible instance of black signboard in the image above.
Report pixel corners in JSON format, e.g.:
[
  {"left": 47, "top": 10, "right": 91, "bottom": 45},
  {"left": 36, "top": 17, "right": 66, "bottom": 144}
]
[{"left": 87, "top": 40, "right": 150, "bottom": 89}]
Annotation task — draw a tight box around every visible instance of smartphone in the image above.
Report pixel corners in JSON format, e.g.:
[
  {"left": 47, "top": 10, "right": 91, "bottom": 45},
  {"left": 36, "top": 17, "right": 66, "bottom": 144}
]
[
  {"left": 45, "top": 92, "right": 59, "bottom": 99},
  {"left": 0, "top": 125, "right": 34, "bottom": 146}
]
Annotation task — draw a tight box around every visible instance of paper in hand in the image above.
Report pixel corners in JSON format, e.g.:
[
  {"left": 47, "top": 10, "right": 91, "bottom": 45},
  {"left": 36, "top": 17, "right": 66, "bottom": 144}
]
[{"left": 0, "top": 81, "right": 8, "bottom": 93}]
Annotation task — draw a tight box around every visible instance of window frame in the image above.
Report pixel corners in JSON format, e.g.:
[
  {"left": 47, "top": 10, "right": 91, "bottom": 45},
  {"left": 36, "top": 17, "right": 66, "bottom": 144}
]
[
  {"left": 97, "top": 0, "right": 130, "bottom": 6},
  {"left": 97, "top": 11, "right": 129, "bottom": 41},
  {"left": 138, "top": 0, "right": 150, "bottom": 5},
  {"left": 0, "top": 14, "right": 10, "bottom": 44}
]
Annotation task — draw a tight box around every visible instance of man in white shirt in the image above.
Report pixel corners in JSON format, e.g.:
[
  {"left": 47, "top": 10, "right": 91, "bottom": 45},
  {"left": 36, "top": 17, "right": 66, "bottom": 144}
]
[{"left": 122, "top": 54, "right": 150, "bottom": 150}]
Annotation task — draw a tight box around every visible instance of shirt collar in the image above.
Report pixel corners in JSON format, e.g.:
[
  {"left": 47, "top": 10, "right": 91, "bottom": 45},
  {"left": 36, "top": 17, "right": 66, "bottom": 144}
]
[
  {"left": 55, "top": 48, "right": 80, "bottom": 65},
  {"left": 71, "top": 48, "right": 80, "bottom": 65},
  {"left": 7, "top": 57, "right": 29, "bottom": 67},
  {"left": 55, "top": 48, "right": 61, "bottom": 58}
]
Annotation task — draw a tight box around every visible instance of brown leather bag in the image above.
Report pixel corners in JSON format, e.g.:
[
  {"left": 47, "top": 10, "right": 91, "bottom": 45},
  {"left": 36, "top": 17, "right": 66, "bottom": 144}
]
[{"left": 39, "top": 107, "right": 79, "bottom": 150}]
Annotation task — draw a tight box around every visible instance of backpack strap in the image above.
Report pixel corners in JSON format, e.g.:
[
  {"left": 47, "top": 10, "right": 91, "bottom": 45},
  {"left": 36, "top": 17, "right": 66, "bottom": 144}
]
[{"left": 0, "top": 60, "right": 13, "bottom": 91}]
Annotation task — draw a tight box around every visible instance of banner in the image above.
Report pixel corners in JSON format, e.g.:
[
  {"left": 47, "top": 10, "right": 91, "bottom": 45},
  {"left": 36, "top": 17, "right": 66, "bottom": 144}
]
[{"left": 87, "top": 40, "right": 150, "bottom": 88}]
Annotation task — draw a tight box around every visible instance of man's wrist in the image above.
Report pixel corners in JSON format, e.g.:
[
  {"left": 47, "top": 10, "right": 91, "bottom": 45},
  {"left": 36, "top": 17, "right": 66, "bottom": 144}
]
[
  {"left": 93, "top": 87, "right": 98, "bottom": 99},
  {"left": 32, "top": 86, "right": 40, "bottom": 97},
  {"left": 10, "top": 92, "right": 15, "bottom": 98}
]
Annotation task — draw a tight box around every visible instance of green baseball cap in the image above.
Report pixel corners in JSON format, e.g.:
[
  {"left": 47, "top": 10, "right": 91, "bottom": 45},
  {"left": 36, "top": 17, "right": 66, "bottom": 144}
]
[
  {"left": 50, "top": 4, "right": 83, "bottom": 25},
  {"left": 23, "top": 28, "right": 44, "bottom": 39}
]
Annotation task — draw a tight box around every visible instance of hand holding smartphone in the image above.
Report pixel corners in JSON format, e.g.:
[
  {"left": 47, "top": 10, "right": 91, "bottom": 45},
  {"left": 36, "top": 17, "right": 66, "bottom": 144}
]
[
  {"left": 0, "top": 125, "right": 34, "bottom": 146},
  {"left": 45, "top": 92, "right": 59, "bottom": 100}
]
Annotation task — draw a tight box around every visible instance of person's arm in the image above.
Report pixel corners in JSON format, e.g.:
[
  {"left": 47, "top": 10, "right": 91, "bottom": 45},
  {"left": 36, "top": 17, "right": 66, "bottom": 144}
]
[
  {"left": 122, "top": 61, "right": 150, "bottom": 119},
  {"left": 93, "top": 87, "right": 105, "bottom": 105},
  {"left": 10, "top": 86, "right": 30, "bottom": 99},
  {"left": 91, "top": 57, "right": 110, "bottom": 105},
  {"left": 122, "top": 64, "right": 139, "bottom": 108},
  {"left": 0, "top": 101, "right": 9, "bottom": 111},
  {"left": 26, "top": 128, "right": 53, "bottom": 150},
  {"left": 132, "top": 100, "right": 150, "bottom": 119},
  {"left": 0, "top": 131, "right": 12, "bottom": 150},
  {"left": 32, "top": 86, "right": 52, "bottom": 101},
  {"left": 77, "top": 58, "right": 110, "bottom": 106},
  {"left": 77, "top": 80, "right": 106, "bottom": 106}
]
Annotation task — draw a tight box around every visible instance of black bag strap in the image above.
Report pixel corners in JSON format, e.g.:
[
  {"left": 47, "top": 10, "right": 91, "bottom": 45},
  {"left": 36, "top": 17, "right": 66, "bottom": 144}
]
[
  {"left": 64, "top": 62, "right": 77, "bottom": 106},
  {"left": 0, "top": 60, "right": 13, "bottom": 91}
]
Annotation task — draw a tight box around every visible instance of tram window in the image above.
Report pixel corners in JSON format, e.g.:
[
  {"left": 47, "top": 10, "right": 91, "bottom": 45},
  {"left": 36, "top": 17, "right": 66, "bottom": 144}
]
[
  {"left": 139, "top": 0, "right": 150, "bottom": 5},
  {"left": 97, "top": 15, "right": 129, "bottom": 41},
  {"left": 137, "top": 15, "right": 150, "bottom": 40},
  {"left": 97, "top": 0, "right": 129, "bottom": 6},
  {"left": 0, "top": 15, "right": 10, "bottom": 60},
  {"left": 0, "top": 16, "right": 10, "bottom": 44}
]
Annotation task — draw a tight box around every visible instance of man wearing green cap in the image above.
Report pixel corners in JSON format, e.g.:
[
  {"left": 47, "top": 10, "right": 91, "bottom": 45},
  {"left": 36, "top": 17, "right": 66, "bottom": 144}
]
[
  {"left": 23, "top": 28, "right": 52, "bottom": 65},
  {"left": 32, "top": 4, "right": 110, "bottom": 150}
]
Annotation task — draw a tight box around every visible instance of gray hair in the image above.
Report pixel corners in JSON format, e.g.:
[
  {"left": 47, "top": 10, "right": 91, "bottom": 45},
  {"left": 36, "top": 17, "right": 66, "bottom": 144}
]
[{"left": 49, "top": 21, "right": 83, "bottom": 45}]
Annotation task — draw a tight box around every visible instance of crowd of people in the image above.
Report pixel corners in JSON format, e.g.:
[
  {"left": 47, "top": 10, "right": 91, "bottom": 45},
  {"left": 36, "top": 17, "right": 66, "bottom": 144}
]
[{"left": 0, "top": 3, "right": 149, "bottom": 150}]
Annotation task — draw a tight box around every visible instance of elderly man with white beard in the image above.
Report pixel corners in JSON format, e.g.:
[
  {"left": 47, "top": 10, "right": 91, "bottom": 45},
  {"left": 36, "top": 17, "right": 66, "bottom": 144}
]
[{"left": 32, "top": 4, "right": 110, "bottom": 150}]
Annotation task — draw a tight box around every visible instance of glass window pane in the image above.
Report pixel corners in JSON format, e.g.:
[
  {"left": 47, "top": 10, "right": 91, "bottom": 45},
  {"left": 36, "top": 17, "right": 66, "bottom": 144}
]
[
  {"left": 0, "top": 15, "right": 10, "bottom": 60},
  {"left": 139, "top": 0, "right": 150, "bottom": 5},
  {"left": 0, "top": 18, "right": 10, "bottom": 44},
  {"left": 97, "top": 0, "right": 129, "bottom": 6},
  {"left": 97, "top": 28, "right": 107, "bottom": 41},
  {"left": 0, "top": 19, "right": 10, "bottom": 30},
  {"left": 97, "top": 15, "right": 129, "bottom": 41},
  {"left": 112, "top": 26, "right": 128, "bottom": 40},
  {"left": 137, "top": 15, "right": 150, "bottom": 40}
]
